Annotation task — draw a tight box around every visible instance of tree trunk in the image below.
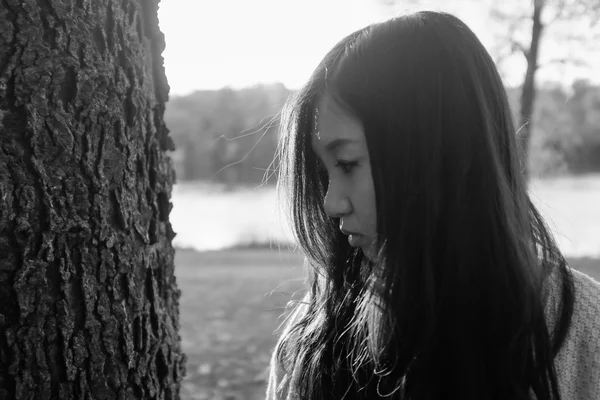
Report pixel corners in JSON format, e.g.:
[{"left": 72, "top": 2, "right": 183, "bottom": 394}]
[
  {"left": 0, "top": 0, "right": 185, "bottom": 398},
  {"left": 519, "top": 0, "right": 545, "bottom": 180}
]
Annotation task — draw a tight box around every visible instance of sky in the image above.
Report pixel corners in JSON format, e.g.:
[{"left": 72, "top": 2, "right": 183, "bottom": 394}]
[{"left": 157, "top": 0, "right": 599, "bottom": 96}]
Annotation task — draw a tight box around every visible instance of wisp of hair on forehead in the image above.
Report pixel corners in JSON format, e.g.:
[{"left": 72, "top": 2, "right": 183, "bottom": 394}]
[{"left": 275, "top": 10, "right": 573, "bottom": 400}]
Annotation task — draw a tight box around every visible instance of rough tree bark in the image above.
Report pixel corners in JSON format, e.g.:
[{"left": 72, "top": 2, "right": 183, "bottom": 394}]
[{"left": 0, "top": 0, "right": 185, "bottom": 398}]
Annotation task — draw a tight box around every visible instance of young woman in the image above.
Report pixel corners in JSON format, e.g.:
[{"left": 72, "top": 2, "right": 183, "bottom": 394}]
[{"left": 267, "top": 11, "right": 600, "bottom": 400}]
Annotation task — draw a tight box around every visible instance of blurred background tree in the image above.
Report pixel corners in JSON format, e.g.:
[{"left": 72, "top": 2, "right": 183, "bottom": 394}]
[{"left": 490, "top": 0, "right": 600, "bottom": 178}]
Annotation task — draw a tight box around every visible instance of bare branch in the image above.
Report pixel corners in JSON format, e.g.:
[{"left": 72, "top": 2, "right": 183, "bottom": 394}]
[
  {"left": 545, "top": 0, "right": 569, "bottom": 25},
  {"left": 489, "top": 3, "right": 532, "bottom": 60},
  {"left": 541, "top": 58, "right": 590, "bottom": 68},
  {"left": 560, "top": 32, "right": 600, "bottom": 43},
  {"left": 545, "top": 0, "right": 600, "bottom": 26},
  {"left": 490, "top": 7, "right": 530, "bottom": 23},
  {"left": 510, "top": 39, "right": 529, "bottom": 57}
]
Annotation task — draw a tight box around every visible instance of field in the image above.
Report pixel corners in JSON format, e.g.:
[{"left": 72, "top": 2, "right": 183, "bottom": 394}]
[
  {"left": 174, "top": 247, "right": 600, "bottom": 400},
  {"left": 175, "top": 248, "right": 305, "bottom": 400}
]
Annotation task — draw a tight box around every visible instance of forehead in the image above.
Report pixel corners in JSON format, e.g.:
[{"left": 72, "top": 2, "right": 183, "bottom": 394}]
[{"left": 311, "top": 92, "right": 365, "bottom": 150}]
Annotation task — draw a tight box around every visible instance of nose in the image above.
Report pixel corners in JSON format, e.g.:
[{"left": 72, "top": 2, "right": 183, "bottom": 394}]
[{"left": 323, "top": 179, "right": 352, "bottom": 218}]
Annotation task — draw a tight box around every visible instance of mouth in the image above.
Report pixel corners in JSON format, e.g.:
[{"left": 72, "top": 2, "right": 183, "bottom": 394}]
[
  {"left": 347, "top": 234, "right": 364, "bottom": 248},
  {"left": 340, "top": 229, "right": 364, "bottom": 248}
]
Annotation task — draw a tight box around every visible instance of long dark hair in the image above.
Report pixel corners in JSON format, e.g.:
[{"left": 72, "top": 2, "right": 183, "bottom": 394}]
[{"left": 275, "top": 11, "right": 574, "bottom": 400}]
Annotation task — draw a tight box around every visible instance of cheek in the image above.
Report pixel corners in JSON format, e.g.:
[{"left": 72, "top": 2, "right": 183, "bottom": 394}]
[
  {"left": 356, "top": 171, "right": 377, "bottom": 233},
  {"left": 366, "top": 191, "right": 377, "bottom": 233}
]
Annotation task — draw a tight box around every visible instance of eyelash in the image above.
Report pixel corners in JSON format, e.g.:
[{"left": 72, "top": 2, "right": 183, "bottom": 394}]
[{"left": 335, "top": 160, "right": 358, "bottom": 174}]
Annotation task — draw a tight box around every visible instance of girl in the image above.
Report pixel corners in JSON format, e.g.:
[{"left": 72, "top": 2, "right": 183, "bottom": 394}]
[{"left": 268, "top": 11, "right": 600, "bottom": 400}]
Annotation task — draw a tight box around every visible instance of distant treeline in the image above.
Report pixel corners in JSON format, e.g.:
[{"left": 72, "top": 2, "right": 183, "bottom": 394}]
[
  {"left": 165, "top": 83, "right": 290, "bottom": 184},
  {"left": 523, "top": 80, "right": 600, "bottom": 176},
  {"left": 165, "top": 80, "right": 600, "bottom": 184}
]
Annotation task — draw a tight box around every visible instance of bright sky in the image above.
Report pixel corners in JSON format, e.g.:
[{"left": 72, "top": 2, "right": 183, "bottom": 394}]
[{"left": 157, "top": 0, "right": 598, "bottom": 96}]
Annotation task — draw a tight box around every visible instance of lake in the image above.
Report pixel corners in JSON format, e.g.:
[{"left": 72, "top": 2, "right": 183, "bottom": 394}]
[{"left": 170, "top": 175, "right": 600, "bottom": 258}]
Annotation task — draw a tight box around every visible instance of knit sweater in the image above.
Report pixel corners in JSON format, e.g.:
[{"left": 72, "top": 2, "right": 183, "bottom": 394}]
[
  {"left": 547, "top": 268, "right": 600, "bottom": 398},
  {"left": 266, "top": 267, "right": 600, "bottom": 399}
]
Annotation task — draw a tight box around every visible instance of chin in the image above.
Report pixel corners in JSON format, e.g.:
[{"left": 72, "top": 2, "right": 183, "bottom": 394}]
[{"left": 361, "top": 245, "right": 376, "bottom": 261}]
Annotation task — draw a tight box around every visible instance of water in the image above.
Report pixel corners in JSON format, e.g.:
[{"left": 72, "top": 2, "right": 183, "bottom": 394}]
[
  {"left": 529, "top": 174, "right": 600, "bottom": 258},
  {"left": 171, "top": 182, "right": 294, "bottom": 251},
  {"left": 171, "top": 175, "right": 600, "bottom": 258}
]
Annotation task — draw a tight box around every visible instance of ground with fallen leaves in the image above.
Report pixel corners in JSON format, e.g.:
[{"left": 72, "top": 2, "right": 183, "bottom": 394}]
[{"left": 174, "top": 247, "right": 600, "bottom": 400}]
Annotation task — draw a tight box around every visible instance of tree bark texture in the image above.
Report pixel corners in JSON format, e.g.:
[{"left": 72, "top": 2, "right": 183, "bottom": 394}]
[
  {"left": 519, "top": 0, "right": 545, "bottom": 179},
  {"left": 0, "top": 0, "right": 185, "bottom": 398}
]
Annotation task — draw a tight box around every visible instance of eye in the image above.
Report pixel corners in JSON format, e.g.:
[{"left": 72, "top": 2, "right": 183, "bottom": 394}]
[{"left": 335, "top": 160, "right": 358, "bottom": 174}]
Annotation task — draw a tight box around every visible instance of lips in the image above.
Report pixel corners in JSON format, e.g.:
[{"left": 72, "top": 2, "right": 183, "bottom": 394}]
[
  {"left": 347, "top": 234, "right": 364, "bottom": 247},
  {"left": 341, "top": 228, "right": 364, "bottom": 247}
]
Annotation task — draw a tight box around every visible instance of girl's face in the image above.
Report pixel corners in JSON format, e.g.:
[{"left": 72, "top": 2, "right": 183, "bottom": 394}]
[{"left": 312, "top": 91, "right": 377, "bottom": 257}]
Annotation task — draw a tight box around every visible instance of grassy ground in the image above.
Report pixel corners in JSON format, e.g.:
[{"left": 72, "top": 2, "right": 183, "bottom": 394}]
[
  {"left": 175, "top": 247, "right": 305, "bottom": 400},
  {"left": 174, "top": 247, "right": 600, "bottom": 400}
]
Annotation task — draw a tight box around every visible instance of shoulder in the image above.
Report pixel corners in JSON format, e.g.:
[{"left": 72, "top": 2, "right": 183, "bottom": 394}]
[
  {"left": 567, "top": 268, "right": 600, "bottom": 341},
  {"left": 265, "top": 293, "right": 310, "bottom": 400},
  {"left": 553, "top": 267, "right": 600, "bottom": 399},
  {"left": 570, "top": 267, "right": 600, "bottom": 312}
]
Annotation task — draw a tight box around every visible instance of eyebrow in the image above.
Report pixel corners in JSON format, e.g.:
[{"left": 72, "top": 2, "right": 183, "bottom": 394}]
[{"left": 323, "top": 138, "right": 359, "bottom": 154}]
